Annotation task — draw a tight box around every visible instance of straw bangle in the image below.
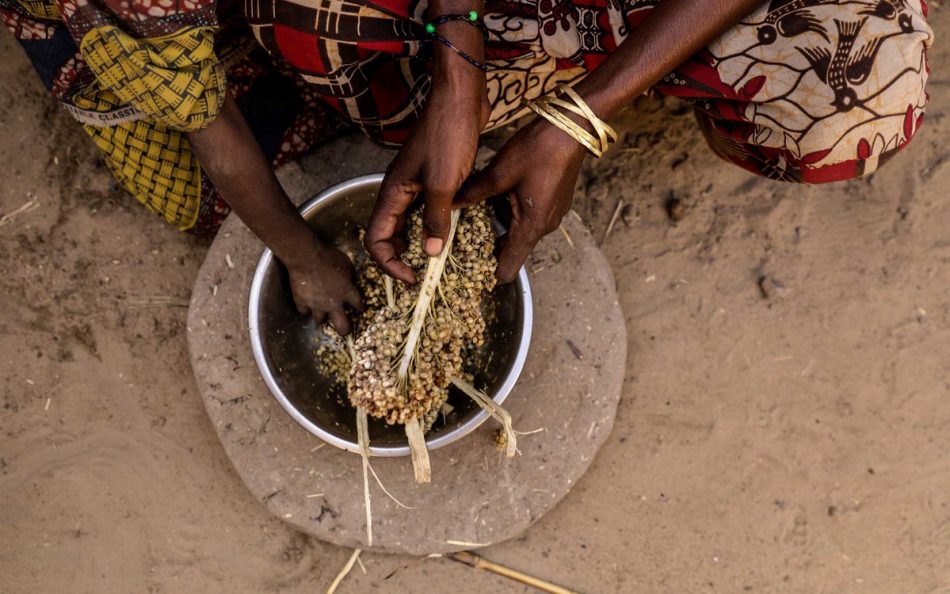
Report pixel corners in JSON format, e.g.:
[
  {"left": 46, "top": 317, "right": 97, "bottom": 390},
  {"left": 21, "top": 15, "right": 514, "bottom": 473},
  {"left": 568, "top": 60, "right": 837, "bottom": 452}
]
[{"left": 524, "top": 85, "right": 618, "bottom": 158}]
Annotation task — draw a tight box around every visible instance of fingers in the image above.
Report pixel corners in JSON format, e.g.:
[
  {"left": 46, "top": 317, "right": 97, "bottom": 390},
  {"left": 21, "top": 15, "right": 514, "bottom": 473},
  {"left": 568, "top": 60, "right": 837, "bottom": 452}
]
[
  {"left": 390, "top": 235, "right": 408, "bottom": 257},
  {"left": 456, "top": 167, "right": 504, "bottom": 208},
  {"left": 365, "top": 177, "right": 421, "bottom": 284},
  {"left": 322, "top": 283, "right": 364, "bottom": 335},
  {"left": 487, "top": 193, "right": 514, "bottom": 229},
  {"left": 305, "top": 299, "right": 360, "bottom": 335},
  {"left": 328, "top": 307, "right": 353, "bottom": 336},
  {"left": 496, "top": 209, "right": 553, "bottom": 283},
  {"left": 495, "top": 223, "right": 537, "bottom": 284},
  {"left": 421, "top": 184, "right": 454, "bottom": 257},
  {"left": 344, "top": 286, "right": 364, "bottom": 313},
  {"left": 290, "top": 280, "right": 313, "bottom": 316},
  {"left": 310, "top": 310, "right": 328, "bottom": 326}
]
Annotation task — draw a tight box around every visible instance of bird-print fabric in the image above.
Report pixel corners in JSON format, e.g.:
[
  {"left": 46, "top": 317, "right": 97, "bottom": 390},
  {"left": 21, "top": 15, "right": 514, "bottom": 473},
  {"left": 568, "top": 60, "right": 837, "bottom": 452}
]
[{"left": 699, "top": 0, "right": 934, "bottom": 180}]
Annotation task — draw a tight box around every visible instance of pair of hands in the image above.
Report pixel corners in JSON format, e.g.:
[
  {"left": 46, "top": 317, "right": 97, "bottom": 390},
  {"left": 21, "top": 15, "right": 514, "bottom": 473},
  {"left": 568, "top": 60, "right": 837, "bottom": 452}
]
[{"left": 288, "top": 85, "right": 587, "bottom": 334}]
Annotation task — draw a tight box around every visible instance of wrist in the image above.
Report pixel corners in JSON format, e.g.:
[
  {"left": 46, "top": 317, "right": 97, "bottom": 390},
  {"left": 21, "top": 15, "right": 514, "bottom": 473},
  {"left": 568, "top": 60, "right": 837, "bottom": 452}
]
[
  {"left": 269, "top": 223, "right": 326, "bottom": 272},
  {"left": 430, "top": 64, "right": 485, "bottom": 105},
  {"left": 422, "top": 3, "right": 489, "bottom": 124},
  {"left": 527, "top": 85, "right": 617, "bottom": 158},
  {"left": 428, "top": 41, "right": 488, "bottom": 126},
  {"left": 431, "top": 22, "right": 486, "bottom": 84},
  {"left": 570, "top": 77, "right": 623, "bottom": 123},
  {"left": 532, "top": 116, "right": 589, "bottom": 162}
]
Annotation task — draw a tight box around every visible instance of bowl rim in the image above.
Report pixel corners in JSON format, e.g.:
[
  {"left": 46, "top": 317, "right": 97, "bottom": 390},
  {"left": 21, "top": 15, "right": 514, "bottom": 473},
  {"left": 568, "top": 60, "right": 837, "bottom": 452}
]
[{"left": 248, "top": 173, "right": 533, "bottom": 457}]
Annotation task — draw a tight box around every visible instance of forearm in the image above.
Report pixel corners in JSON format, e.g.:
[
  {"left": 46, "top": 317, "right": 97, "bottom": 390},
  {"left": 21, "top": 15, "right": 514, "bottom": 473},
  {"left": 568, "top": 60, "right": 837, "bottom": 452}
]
[
  {"left": 428, "top": 0, "right": 487, "bottom": 110},
  {"left": 574, "top": 0, "right": 761, "bottom": 119},
  {"left": 187, "top": 93, "right": 316, "bottom": 267}
]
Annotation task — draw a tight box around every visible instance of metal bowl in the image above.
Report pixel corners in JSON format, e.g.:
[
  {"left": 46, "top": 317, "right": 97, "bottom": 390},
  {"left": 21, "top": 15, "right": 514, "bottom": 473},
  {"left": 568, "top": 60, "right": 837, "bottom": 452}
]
[{"left": 248, "top": 174, "right": 533, "bottom": 456}]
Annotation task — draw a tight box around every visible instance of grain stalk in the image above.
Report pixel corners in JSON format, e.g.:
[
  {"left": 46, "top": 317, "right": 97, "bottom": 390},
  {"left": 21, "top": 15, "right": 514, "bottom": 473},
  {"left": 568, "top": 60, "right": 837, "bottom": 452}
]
[
  {"left": 344, "top": 205, "right": 497, "bottom": 484},
  {"left": 384, "top": 275, "right": 395, "bottom": 310},
  {"left": 396, "top": 210, "right": 461, "bottom": 383},
  {"left": 355, "top": 407, "right": 415, "bottom": 546},
  {"left": 396, "top": 210, "right": 460, "bottom": 482},
  {"left": 405, "top": 416, "right": 431, "bottom": 483},
  {"left": 356, "top": 409, "right": 373, "bottom": 546},
  {"left": 450, "top": 377, "right": 517, "bottom": 458}
]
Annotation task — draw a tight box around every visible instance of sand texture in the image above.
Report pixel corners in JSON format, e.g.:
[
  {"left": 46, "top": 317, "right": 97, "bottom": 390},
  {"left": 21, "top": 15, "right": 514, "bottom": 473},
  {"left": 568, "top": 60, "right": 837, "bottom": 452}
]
[{"left": 2, "top": 10, "right": 950, "bottom": 593}]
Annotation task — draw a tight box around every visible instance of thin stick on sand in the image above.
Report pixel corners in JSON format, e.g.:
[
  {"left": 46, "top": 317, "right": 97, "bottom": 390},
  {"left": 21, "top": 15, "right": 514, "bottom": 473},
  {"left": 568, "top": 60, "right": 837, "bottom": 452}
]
[
  {"left": 446, "top": 539, "right": 490, "bottom": 548},
  {"left": 0, "top": 199, "right": 39, "bottom": 228},
  {"left": 326, "top": 549, "right": 362, "bottom": 594},
  {"left": 446, "top": 551, "right": 579, "bottom": 594},
  {"left": 127, "top": 295, "right": 191, "bottom": 308},
  {"left": 558, "top": 225, "right": 575, "bottom": 249},
  {"left": 602, "top": 199, "right": 624, "bottom": 244}
]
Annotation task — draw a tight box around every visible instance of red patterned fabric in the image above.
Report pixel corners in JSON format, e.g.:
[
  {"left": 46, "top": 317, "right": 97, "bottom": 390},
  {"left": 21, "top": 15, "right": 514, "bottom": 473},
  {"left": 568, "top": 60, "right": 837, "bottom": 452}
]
[
  {"left": 0, "top": 0, "right": 937, "bottom": 237},
  {"left": 245, "top": 0, "right": 934, "bottom": 182}
]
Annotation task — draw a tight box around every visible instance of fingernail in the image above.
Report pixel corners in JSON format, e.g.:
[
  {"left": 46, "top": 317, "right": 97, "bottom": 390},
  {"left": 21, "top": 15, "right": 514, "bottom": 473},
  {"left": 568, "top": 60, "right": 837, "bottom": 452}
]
[{"left": 425, "top": 237, "right": 443, "bottom": 256}]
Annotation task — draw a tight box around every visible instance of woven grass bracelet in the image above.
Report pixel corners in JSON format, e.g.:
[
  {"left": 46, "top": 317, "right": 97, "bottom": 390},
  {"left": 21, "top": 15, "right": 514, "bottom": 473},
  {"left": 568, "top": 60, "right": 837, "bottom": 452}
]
[{"left": 524, "top": 84, "right": 618, "bottom": 157}]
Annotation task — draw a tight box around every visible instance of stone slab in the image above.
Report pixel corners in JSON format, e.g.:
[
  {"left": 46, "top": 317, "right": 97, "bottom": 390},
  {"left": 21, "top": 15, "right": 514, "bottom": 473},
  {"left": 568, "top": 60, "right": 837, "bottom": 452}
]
[{"left": 187, "top": 153, "right": 625, "bottom": 556}]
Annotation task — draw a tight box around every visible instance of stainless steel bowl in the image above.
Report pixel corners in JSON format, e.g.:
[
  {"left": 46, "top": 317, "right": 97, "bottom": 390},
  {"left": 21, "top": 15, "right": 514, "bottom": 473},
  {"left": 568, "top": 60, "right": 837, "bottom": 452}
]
[{"left": 248, "top": 174, "right": 533, "bottom": 456}]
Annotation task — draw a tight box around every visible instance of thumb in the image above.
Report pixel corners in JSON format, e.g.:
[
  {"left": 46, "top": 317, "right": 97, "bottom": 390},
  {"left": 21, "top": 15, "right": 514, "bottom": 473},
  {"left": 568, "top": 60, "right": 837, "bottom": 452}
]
[{"left": 456, "top": 167, "right": 504, "bottom": 208}]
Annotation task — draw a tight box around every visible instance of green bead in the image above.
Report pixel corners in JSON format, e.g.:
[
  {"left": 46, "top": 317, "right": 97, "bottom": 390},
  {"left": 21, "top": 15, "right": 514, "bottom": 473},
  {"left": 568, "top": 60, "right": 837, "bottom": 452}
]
[
  {"left": 468, "top": 10, "right": 478, "bottom": 20},
  {"left": 425, "top": 22, "right": 436, "bottom": 34}
]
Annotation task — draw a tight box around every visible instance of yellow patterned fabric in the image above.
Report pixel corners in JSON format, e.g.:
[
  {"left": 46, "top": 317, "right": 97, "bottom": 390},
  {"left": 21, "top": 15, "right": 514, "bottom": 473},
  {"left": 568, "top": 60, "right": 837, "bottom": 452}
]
[
  {"left": 85, "top": 120, "right": 202, "bottom": 230},
  {"left": 69, "top": 85, "right": 133, "bottom": 117},
  {"left": 79, "top": 25, "right": 225, "bottom": 132},
  {"left": 13, "top": 0, "right": 57, "bottom": 20}
]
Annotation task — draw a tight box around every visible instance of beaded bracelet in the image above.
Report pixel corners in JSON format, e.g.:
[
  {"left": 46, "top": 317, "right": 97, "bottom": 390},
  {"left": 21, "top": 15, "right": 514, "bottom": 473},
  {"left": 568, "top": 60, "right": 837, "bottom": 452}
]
[
  {"left": 425, "top": 12, "right": 487, "bottom": 35},
  {"left": 423, "top": 11, "right": 494, "bottom": 72}
]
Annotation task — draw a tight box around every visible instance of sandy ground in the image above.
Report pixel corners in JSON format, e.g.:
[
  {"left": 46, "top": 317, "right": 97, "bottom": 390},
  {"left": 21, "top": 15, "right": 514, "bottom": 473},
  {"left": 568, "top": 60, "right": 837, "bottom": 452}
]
[{"left": 2, "top": 9, "right": 949, "bottom": 593}]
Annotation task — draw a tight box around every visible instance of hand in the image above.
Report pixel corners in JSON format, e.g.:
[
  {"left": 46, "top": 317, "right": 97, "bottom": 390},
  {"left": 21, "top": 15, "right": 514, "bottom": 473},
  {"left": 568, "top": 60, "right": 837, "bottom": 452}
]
[
  {"left": 282, "top": 236, "right": 363, "bottom": 335},
  {"left": 365, "top": 66, "right": 489, "bottom": 283},
  {"left": 456, "top": 118, "right": 588, "bottom": 282},
  {"left": 187, "top": 93, "right": 361, "bottom": 333}
]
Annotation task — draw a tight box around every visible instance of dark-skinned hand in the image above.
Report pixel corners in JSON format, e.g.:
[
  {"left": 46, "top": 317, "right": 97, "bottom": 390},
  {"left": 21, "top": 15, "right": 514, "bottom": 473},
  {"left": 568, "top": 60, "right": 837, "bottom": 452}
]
[
  {"left": 364, "top": 48, "right": 489, "bottom": 284},
  {"left": 455, "top": 118, "right": 587, "bottom": 283},
  {"left": 284, "top": 236, "right": 363, "bottom": 335}
]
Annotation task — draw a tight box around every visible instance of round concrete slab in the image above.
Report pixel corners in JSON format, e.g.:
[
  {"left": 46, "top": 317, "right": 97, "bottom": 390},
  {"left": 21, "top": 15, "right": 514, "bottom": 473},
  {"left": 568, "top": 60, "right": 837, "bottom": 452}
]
[{"left": 187, "top": 197, "right": 625, "bottom": 555}]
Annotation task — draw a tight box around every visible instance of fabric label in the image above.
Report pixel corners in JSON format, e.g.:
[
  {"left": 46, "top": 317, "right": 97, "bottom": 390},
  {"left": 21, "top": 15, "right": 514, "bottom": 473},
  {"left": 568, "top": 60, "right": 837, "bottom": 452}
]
[{"left": 61, "top": 102, "right": 145, "bottom": 126}]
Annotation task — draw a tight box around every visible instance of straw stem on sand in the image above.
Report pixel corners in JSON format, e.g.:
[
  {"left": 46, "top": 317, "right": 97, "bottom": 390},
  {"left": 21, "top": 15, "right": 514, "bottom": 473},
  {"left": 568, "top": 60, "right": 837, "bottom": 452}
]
[
  {"left": 326, "top": 549, "right": 362, "bottom": 594},
  {"left": 446, "top": 551, "right": 579, "bottom": 594}
]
